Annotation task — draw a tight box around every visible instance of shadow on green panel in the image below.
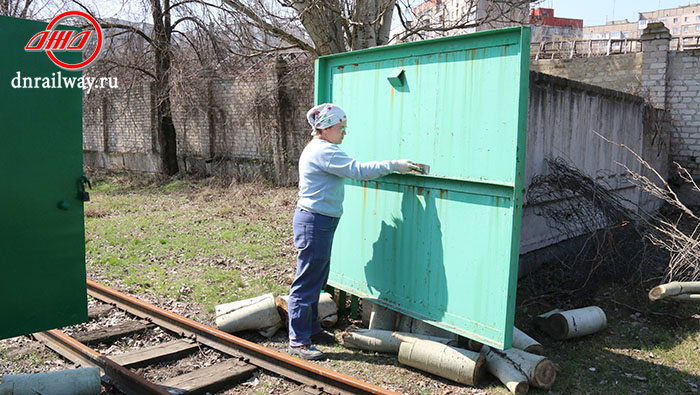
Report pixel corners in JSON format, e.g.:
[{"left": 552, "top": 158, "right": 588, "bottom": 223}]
[{"left": 364, "top": 187, "right": 447, "bottom": 320}]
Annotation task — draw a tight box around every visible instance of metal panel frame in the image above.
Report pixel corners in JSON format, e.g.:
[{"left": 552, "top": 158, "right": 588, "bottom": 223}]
[{"left": 314, "top": 27, "right": 530, "bottom": 349}]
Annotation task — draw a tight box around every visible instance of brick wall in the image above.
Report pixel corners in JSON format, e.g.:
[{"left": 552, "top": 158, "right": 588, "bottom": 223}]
[
  {"left": 667, "top": 50, "right": 700, "bottom": 176},
  {"left": 84, "top": 55, "right": 314, "bottom": 182}
]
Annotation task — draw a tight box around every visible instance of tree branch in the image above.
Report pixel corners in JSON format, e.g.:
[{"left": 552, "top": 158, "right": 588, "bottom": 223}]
[{"left": 221, "top": 0, "right": 318, "bottom": 55}]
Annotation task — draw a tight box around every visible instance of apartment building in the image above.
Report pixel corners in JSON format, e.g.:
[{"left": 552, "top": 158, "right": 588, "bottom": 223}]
[{"left": 583, "top": 3, "right": 700, "bottom": 43}]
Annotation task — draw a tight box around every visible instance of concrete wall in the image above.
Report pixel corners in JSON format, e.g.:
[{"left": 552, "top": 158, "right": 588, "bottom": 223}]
[
  {"left": 520, "top": 71, "right": 669, "bottom": 255},
  {"left": 532, "top": 23, "right": 700, "bottom": 180},
  {"left": 531, "top": 53, "right": 643, "bottom": 94}
]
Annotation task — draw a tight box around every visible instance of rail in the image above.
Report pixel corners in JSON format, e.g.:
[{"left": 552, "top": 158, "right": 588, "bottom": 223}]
[{"left": 84, "top": 280, "right": 398, "bottom": 395}]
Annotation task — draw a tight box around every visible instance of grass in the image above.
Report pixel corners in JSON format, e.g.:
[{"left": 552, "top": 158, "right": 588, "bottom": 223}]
[
  {"left": 85, "top": 174, "right": 296, "bottom": 314},
  {"left": 81, "top": 174, "right": 700, "bottom": 394}
]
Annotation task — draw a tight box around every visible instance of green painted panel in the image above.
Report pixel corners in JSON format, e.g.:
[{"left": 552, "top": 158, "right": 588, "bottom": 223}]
[
  {"left": 317, "top": 27, "right": 530, "bottom": 349},
  {"left": 0, "top": 15, "right": 87, "bottom": 339}
]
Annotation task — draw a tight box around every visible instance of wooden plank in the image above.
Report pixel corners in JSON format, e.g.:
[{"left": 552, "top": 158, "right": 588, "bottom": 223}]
[
  {"left": 109, "top": 339, "right": 198, "bottom": 368},
  {"left": 73, "top": 321, "right": 154, "bottom": 345},
  {"left": 283, "top": 386, "right": 324, "bottom": 395},
  {"left": 283, "top": 386, "right": 323, "bottom": 395},
  {"left": 159, "top": 359, "right": 256, "bottom": 395},
  {"left": 88, "top": 304, "right": 114, "bottom": 319}
]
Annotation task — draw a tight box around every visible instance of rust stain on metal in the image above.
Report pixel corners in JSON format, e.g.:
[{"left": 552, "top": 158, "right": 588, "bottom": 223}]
[
  {"left": 417, "top": 187, "right": 424, "bottom": 195},
  {"left": 363, "top": 181, "right": 368, "bottom": 211},
  {"left": 470, "top": 49, "right": 476, "bottom": 76}
]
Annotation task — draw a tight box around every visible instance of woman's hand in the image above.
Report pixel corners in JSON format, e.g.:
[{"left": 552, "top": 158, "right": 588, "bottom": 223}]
[{"left": 392, "top": 159, "right": 421, "bottom": 174}]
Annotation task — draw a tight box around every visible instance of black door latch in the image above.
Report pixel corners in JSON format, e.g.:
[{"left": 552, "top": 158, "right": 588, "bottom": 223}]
[{"left": 79, "top": 176, "right": 92, "bottom": 202}]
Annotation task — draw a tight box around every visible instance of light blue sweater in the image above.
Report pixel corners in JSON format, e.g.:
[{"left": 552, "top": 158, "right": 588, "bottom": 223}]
[{"left": 297, "top": 139, "right": 395, "bottom": 218}]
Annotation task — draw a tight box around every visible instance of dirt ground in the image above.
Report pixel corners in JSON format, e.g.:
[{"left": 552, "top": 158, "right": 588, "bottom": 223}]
[{"left": 2, "top": 173, "right": 699, "bottom": 394}]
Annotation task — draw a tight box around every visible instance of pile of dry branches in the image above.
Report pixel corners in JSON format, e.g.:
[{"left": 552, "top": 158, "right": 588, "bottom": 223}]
[
  {"left": 523, "top": 158, "right": 658, "bottom": 302},
  {"left": 621, "top": 164, "right": 700, "bottom": 283},
  {"left": 524, "top": 152, "right": 700, "bottom": 302}
]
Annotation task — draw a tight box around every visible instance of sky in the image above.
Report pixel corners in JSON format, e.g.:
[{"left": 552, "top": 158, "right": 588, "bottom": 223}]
[
  {"left": 539, "top": 0, "right": 699, "bottom": 26},
  {"left": 61, "top": 0, "right": 700, "bottom": 28}
]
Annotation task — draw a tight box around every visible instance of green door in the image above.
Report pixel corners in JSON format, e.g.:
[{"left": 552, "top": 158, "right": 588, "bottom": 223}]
[
  {"left": 317, "top": 27, "right": 530, "bottom": 349},
  {"left": 0, "top": 15, "right": 87, "bottom": 339}
]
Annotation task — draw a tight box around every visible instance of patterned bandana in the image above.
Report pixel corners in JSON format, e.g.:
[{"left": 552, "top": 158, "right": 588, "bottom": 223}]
[{"left": 306, "top": 103, "right": 347, "bottom": 134}]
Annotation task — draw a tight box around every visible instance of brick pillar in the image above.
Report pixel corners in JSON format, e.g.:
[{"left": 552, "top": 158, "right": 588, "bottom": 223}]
[{"left": 640, "top": 22, "right": 671, "bottom": 109}]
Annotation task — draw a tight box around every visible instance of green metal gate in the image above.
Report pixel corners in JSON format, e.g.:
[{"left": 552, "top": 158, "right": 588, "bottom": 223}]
[
  {"left": 318, "top": 27, "right": 530, "bottom": 349},
  {"left": 0, "top": 15, "right": 87, "bottom": 339}
]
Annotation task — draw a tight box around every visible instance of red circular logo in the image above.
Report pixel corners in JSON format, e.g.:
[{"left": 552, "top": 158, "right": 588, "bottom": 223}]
[{"left": 44, "top": 11, "right": 103, "bottom": 70}]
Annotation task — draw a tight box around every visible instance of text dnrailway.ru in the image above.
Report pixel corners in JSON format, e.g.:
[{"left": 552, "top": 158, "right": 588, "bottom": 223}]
[{"left": 11, "top": 71, "right": 118, "bottom": 94}]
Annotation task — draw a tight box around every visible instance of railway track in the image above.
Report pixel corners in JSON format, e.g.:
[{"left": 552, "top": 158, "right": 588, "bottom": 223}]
[{"left": 31, "top": 280, "right": 399, "bottom": 395}]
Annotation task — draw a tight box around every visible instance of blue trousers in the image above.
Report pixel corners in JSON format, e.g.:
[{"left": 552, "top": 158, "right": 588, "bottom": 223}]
[{"left": 288, "top": 207, "right": 339, "bottom": 347}]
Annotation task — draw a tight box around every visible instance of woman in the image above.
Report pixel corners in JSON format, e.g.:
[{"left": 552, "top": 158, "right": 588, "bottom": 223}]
[{"left": 287, "top": 103, "right": 418, "bottom": 360}]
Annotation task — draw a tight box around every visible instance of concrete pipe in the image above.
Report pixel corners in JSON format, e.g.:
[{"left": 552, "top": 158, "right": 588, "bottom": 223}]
[
  {"left": 398, "top": 340, "right": 485, "bottom": 386},
  {"left": 1, "top": 367, "right": 100, "bottom": 395},
  {"left": 215, "top": 293, "right": 282, "bottom": 338}
]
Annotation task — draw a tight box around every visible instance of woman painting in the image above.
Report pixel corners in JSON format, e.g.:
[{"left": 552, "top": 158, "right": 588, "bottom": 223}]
[{"left": 287, "top": 103, "right": 418, "bottom": 360}]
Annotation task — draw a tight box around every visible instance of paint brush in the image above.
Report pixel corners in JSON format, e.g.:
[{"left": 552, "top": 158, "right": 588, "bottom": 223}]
[{"left": 412, "top": 163, "right": 430, "bottom": 175}]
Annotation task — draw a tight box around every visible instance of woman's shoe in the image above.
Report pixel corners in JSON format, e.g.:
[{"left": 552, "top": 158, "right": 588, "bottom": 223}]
[{"left": 288, "top": 344, "right": 325, "bottom": 360}]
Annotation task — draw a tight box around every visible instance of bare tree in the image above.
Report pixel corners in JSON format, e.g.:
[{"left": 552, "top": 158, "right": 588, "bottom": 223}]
[
  {"left": 0, "top": 0, "right": 66, "bottom": 18},
  {"left": 73, "top": 0, "right": 230, "bottom": 175},
  {"left": 218, "top": 0, "right": 539, "bottom": 56},
  {"left": 396, "top": 0, "right": 538, "bottom": 42},
  {"left": 0, "top": 0, "right": 34, "bottom": 17}
]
